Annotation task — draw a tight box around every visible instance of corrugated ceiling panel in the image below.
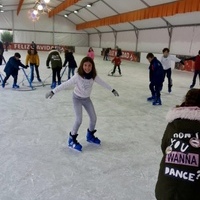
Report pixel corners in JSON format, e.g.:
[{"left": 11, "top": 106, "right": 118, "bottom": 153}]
[
  {"left": 147, "top": 0, "right": 178, "bottom": 6},
  {"left": 77, "top": 9, "right": 98, "bottom": 21},
  {"left": 110, "top": 23, "right": 134, "bottom": 31},
  {"left": 67, "top": 13, "right": 85, "bottom": 24}
]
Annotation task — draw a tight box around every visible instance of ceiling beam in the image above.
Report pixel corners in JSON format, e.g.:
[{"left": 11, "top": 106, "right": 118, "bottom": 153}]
[
  {"left": 17, "top": 0, "right": 24, "bottom": 15},
  {"left": 48, "top": 0, "right": 80, "bottom": 18}
]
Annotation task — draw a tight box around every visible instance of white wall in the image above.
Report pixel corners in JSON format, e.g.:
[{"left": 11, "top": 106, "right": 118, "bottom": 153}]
[
  {"left": 138, "top": 29, "right": 169, "bottom": 53},
  {"left": 101, "top": 33, "right": 115, "bottom": 48},
  {"left": 0, "top": 10, "right": 88, "bottom": 46},
  {"left": 116, "top": 31, "right": 137, "bottom": 51},
  {"left": 171, "top": 26, "right": 200, "bottom": 56}
]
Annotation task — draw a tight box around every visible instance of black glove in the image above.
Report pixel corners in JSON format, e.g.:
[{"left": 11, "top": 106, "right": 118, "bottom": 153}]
[
  {"left": 180, "top": 60, "right": 184, "bottom": 65},
  {"left": 46, "top": 91, "right": 54, "bottom": 99},
  {"left": 25, "top": 65, "right": 29, "bottom": 69},
  {"left": 112, "top": 89, "right": 119, "bottom": 96},
  {"left": 47, "top": 66, "right": 50, "bottom": 69}
]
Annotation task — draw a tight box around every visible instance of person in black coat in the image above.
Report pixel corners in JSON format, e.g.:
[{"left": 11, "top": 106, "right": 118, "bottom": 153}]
[
  {"left": 2, "top": 52, "right": 28, "bottom": 88},
  {"left": 0, "top": 41, "right": 5, "bottom": 65},
  {"left": 63, "top": 49, "right": 77, "bottom": 80},
  {"left": 146, "top": 53, "right": 164, "bottom": 105}
]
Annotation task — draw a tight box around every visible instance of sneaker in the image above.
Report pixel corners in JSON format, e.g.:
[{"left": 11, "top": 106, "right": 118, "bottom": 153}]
[
  {"left": 68, "top": 133, "right": 82, "bottom": 151},
  {"left": 168, "top": 85, "right": 172, "bottom": 93},
  {"left": 12, "top": 84, "right": 20, "bottom": 89},
  {"left": 86, "top": 129, "right": 101, "bottom": 144}
]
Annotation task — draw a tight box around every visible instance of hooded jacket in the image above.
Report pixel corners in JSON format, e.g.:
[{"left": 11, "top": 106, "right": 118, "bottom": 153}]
[
  {"left": 149, "top": 57, "right": 164, "bottom": 85},
  {"left": 63, "top": 52, "right": 77, "bottom": 68},
  {"left": 46, "top": 49, "right": 62, "bottom": 69},
  {"left": 155, "top": 106, "right": 200, "bottom": 200},
  {"left": 26, "top": 51, "right": 39, "bottom": 66},
  {"left": 4, "top": 56, "right": 26, "bottom": 75}
]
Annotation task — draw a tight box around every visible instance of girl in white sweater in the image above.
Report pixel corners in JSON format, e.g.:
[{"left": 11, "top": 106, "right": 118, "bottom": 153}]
[{"left": 46, "top": 56, "right": 119, "bottom": 151}]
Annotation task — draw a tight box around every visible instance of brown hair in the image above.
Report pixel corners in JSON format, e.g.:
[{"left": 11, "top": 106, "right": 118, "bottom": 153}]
[
  {"left": 180, "top": 89, "right": 200, "bottom": 107},
  {"left": 77, "top": 56, "right": 97, "bottom": 79}
]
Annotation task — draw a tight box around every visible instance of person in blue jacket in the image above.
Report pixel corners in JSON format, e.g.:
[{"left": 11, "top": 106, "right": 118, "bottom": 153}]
[
  {"left": 2, "top": 52, "right": 28, "bottom": 88},
  {"left": 146, "top": 53, "right": 164, "bottom": 105}
]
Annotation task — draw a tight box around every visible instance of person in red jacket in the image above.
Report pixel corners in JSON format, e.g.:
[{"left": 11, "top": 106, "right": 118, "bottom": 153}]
[
  {"left": 185, "top": 50, "right": 200, "bottom": 88},
  {"left": 111, "top": 55, "right": 121, "bottom": 76}
]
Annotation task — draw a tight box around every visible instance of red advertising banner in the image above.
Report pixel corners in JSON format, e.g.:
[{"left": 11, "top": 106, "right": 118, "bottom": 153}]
[
  {"left": 109, "top": 49, "right": 140, "bottom": 62},
  {"left": 8, "top": 43, "right": 68, "bottom": 52},
  {"left": 175, "top": 56, "right": 195, "bottom": 72}
]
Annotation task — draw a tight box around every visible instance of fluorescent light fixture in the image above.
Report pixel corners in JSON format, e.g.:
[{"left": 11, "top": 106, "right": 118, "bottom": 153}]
[
  {"left": 0, "top": 10, "right": 4, "bottom": 12},
  {"left": 64, "top": 14, "right": 68, "bottom": 18},
  {"left": 0, "top": 4, "right": 3, "bottom": 8},
  {"left": 74, "top": 10, "right": 78, "bottom": 13},
  {"left": 86, "top": 4, "right": 92, "bottom": 7},
  {"left": 44, "top": 0, "right": 50, "bottom": 3}
]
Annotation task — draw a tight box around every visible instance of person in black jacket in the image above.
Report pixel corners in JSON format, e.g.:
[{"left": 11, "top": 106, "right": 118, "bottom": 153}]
[
  {"left": 63, "top": 48, "right": 77, "bottom": 80},
  {"left": 0, "top": 41, "right": 5, "bottom": 65},
  {"left": 155, "top": 88, "right": 200, "bottom": 200},
  {"left": 2, "top": 52, "right": 28, "bottom": 88},
  {"left": 146, "top": 53, "right": 164, "bottom": 105}
]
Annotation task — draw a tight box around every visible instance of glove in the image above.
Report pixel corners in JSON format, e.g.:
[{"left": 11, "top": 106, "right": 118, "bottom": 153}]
[
  {"left": 112, "top": 89, "right": 119, "bottom": 96},
  {"left": 180, "top": 60, "right": 184, "bottom": 65},
  {"left": 47, "top": 66, "right": 50, "bottom": 69},
  {"left": 45, "top": 91, "right": 54, "bottom": 99},
  {"left": 25, "top": 65, "right": 29, "bottom": 69}
]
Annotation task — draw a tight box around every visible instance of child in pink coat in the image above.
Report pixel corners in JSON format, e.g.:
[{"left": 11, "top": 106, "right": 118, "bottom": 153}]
[{"left": 87, "top": 47, "right": 95, "bottom": 60}]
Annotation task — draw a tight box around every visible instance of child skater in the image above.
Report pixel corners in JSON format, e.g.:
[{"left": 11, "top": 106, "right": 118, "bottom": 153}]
[
  {"left": 46, "top": 56, "right": 119, "bottom": 151},
  {"left": 146, "top": 53, "right": 164, "bottom": 106},
  {"left": 155, "top": 88, "right": 200, "bottom": 200},
  {"left": 184, "top": 50, "right": 200, "bottom": 89},
  {"left": 161, "top": 48, "right": 184, "bottom": 93},
  {"left": 111, "top": 54, "right": 122, "bottom": 76},
  {"left": 46, "top": 47, "right": 62, "bottom": 89},
  {"left": 87, "top": 47, "right": 95, "bottom": 60},
  {"left": 2, "top": 52, "right": 28, "bottom": 88},
  {"left": 26, "top": 48, "right": 41, "bottom": 83},
  {"left": 63, "top": 48, "right": 77, "bottom": 80}
]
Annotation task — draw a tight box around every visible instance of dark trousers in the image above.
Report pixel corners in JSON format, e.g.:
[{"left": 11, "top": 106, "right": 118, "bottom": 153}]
[
  {"left": 68, "top": 68, "right": 75, "bottom": 79},
  {"left": 3, "top": 73, "right": 18, "bottom": 85},
  {"left": 112, "top": 65, "right": 121, "bottom": 74},
  {"left": 191, "top": 70, "right": 200, "bottom": 87},
  {"left": 52, "top": 68, "right": 61, "bottom": 83},
  {"left": 149, "top": 82, "right": 163, "bottom": 99},
  {"left": 164, "top": 68, "right": 172, "bottom": 88},
  {"left": 30, "top": 64, "right": 40, "bottom": 82}
]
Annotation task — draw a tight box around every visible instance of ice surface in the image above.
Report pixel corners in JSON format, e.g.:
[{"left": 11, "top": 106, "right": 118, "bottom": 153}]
[{"left": 0, "top": 50, "right": 196, "bottom": 200}]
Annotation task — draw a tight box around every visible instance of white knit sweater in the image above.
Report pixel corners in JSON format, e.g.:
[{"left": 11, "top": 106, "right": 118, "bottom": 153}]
[
  {"left": 52, "top": 73, "right": 113, "bottom": 98},
  {"left": 161, "top": 55, "right": 181, "bottom": 70}
]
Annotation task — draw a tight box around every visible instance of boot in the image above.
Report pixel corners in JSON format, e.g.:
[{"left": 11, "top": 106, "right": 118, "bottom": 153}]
[
  {"left": 86, "top": 129, "right": 101, "bottom": 144},
  {"left": 168, "top": 84, "right": 172, "bottom": 93},
  {"left": 12, "top": 84, "right": 20, "bottom": 89},
  {"left": 68, "top": 133, "right": 82, "bottom": 151},
  {"left": 51, "top": 82, "right": 56, "bottom": 89}
]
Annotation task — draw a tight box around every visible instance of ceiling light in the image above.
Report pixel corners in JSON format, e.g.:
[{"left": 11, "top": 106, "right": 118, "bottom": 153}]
[
  {"left": 0, "top": 4, "right": 3, "bottom": 8},
  {"left": 74, "top": 10, "right": 78, "bottom": 13},
  {"left": 37, "top": 4, "right": 43, "bottom": 11},
  {"left": 64, "top": 14, "right": 68, "bottom": 18},
  {"left": 33, "top": 9, "right": 38, "bottom": 15},
  {"left": 0, "top": 10, "right": 4, "bottom": 13},
  {"left": 86, "top": 4, "right": 92, "bottom": 8},
  {"left": 44, "top": 0, "right": 50, "bottom": 3}
]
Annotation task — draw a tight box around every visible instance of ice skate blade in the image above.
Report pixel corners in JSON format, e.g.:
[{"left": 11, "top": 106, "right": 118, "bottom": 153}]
[
  {"left": 86, "top": 140, "right": 101, "bottom": 145},
  {"left": 68, "top": 145, "right": 82, "bottom": 152}
]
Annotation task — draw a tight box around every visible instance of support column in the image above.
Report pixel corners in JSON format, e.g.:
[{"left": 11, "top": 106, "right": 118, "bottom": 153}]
[
  {"left": 98, "top": 32, "right": 102, "bottom": 48},
  {"left": 113, "top": 31, "right": 117, "bottom": 48},
  {"left": 134, "top": 29, "right": 139, "bottom": 52},
  {"left": 12, "top": 11, "right": 15, "bottom": 42},
  {"left": 168, "top": 26, "right": 173, "bottom": 49},
  {"left": 52, "top": 16, "right": 55, "bottom": 45}
]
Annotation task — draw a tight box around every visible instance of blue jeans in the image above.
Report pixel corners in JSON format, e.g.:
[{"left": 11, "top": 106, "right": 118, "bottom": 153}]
[
  {"left": 30, "top": 64, "right": 40, "bottom": 82},
  {"left": 68, "top": 68, "right": 75, "bottom": 79}
]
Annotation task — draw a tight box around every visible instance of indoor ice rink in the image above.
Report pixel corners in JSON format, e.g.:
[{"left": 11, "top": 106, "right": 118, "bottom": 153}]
[{"left": 0, "top": 0, "right": 200, "bottom": 200}]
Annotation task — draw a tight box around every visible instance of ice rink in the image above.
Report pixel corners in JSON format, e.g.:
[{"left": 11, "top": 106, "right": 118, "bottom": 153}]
[{"left": 0, "top": 50, "right": 196, "bottom": 200}]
